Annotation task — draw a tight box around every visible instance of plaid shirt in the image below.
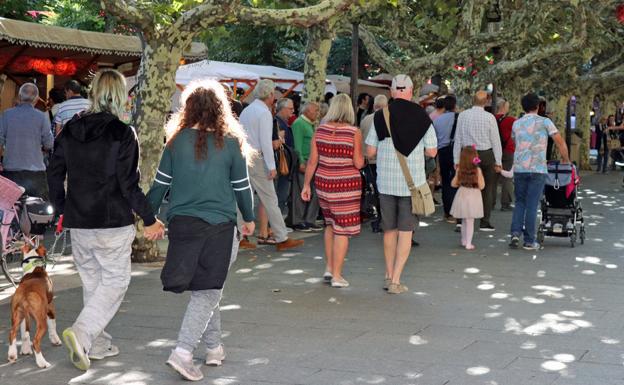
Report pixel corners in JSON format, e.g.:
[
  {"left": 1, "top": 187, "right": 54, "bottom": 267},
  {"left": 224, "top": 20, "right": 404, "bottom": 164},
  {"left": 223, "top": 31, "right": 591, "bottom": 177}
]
[
  {"left": 453, "top": 106, "right": 502, "bottom": 165},
  {"left": 366, "top": 123, "right": 437, "bottom": 197}
]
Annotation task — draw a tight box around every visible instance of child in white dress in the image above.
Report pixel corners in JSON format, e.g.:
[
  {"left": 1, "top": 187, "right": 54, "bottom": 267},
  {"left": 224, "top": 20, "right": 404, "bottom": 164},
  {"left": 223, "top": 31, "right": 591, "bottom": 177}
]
[{"left": 451, "top": 146, "right": 485, "bottom": 250}]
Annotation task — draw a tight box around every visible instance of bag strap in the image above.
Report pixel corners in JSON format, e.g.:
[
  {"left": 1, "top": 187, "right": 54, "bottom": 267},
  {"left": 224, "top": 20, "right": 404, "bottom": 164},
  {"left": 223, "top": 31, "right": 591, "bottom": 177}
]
[
  {"left": 450, "top": 112, "right": 459, "bottom": 142},
  {"left": 382, "top": 107, "right": 416, "bottom": 192},
  {"left": 496, "top": 114, "right": 510, "bottom": 149}
]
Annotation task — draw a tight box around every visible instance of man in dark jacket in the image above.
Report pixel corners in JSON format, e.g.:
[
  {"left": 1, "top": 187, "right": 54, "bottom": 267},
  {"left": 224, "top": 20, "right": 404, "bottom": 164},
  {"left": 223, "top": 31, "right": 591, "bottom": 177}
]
[{"left": 47, "top": 69, "right": 163, "bottom": 371}]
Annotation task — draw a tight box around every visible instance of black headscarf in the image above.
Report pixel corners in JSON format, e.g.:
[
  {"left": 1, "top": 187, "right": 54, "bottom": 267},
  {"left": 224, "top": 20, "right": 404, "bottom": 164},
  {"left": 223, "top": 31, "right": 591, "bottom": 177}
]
[{"left": 373, "top": 99, "right": 432, "bottom": 157}]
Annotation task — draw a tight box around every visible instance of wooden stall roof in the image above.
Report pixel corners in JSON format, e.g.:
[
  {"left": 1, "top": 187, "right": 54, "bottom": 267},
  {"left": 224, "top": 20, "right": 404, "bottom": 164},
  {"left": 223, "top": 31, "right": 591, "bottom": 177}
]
[{"left": 0, "top": 17, "right": 207, "bottom": 79}]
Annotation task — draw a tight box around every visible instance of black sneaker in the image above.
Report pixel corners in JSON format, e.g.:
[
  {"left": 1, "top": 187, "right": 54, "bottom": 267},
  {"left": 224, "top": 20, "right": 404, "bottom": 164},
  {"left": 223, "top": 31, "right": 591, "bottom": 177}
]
[
  {"left": 509, "top": 235, "right": 520, "bottom": 249},
  {"left": 307, "top": 223, "right": 323, "bottom": 232},
  {"left": 292, "top": 223, "right": 312, "bottom": 232},
  {"left": 480, "top": 224, "right": 495, "bottom": 232}
]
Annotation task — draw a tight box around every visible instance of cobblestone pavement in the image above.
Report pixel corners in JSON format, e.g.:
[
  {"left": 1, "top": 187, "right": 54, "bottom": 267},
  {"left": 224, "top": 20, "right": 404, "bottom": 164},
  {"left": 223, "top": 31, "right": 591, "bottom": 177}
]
[{"left": 1, "top": 172, "right": 623, "bottom": 385}]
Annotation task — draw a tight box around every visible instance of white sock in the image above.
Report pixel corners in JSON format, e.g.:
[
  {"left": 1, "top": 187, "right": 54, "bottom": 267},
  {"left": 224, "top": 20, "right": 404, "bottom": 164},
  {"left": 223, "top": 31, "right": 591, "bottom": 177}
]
[{"left": 174, "top": 347, "right": 193, "bottom": 360}]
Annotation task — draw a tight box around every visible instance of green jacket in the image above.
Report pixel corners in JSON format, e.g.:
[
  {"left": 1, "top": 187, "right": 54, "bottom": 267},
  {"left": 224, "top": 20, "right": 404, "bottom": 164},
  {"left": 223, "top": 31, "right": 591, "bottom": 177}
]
[{"left": 292, "top": 115, "right": 315, "bottom": 164}]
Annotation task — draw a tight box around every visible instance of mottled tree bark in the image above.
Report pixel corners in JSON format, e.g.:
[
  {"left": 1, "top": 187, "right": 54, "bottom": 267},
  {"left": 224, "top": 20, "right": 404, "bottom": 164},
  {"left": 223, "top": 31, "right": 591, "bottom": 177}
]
[
  {"left": 575, "top": 95, "right": 591, "bottom": 170},
  {"left": 130, "top": 37, "right": 187, "bottom": 262},
  {"left": 302, "top": 19, "right": 336, "bottom": 104}
]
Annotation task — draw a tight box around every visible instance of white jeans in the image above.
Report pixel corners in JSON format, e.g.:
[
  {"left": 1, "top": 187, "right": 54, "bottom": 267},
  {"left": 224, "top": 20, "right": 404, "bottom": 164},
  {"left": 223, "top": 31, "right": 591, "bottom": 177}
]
[{"left": 70, "top": 225, "right": 135, "bottom": 352}]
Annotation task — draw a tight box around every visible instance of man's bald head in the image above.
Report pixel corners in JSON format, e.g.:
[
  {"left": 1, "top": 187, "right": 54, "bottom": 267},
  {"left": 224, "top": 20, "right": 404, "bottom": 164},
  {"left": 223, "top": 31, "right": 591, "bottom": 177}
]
[{"left": 473, "top": 90, "right": 489, "bottom": 107}]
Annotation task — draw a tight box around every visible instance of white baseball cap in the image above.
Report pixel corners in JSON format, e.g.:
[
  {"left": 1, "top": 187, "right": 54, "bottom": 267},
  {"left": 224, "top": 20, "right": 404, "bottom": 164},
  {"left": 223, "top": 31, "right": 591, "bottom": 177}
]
[{"left": 391, "top": 74, "right": 414, "bottom": 91}]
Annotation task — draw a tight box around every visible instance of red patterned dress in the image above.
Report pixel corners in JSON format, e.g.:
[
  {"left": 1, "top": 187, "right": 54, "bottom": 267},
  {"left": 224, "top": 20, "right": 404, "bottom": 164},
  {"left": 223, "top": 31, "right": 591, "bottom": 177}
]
[{"left": 314, "top": 123, "right": 362, "bottom": 236}]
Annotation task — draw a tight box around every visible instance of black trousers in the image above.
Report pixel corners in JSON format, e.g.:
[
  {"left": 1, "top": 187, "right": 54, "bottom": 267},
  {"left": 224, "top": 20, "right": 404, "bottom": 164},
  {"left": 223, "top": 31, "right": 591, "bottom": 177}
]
[
  {"left": 477, "top": 149, "right": 496, "bottom": 226},
  {"left": 438, "top": 146, "right": 457, "bottom": 216}
]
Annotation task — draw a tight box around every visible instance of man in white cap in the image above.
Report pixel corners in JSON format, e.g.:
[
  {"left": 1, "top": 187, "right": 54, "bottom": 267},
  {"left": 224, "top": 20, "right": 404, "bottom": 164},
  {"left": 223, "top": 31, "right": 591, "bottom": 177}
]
[{"left": 365, "top": 74, "right": 438, "bottom": 294}]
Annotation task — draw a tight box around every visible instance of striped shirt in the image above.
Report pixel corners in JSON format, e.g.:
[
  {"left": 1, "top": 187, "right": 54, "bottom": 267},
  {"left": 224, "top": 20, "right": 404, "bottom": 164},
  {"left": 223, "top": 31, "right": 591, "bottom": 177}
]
[
  {"left": 53, "top": 97, "right": 91, "bottom": 131},
  {"left": 452, "top": 106, "right": 502, "bottom": 165},
  {"left": 366, "top": 123, "right": 437, "bottom": 197}
]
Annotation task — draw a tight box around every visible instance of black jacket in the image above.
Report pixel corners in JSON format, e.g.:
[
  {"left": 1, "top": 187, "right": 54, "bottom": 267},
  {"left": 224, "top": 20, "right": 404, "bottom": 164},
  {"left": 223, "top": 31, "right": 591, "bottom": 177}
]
[{"left": 48, "top": 112, "right": 156, "bottom": 229}]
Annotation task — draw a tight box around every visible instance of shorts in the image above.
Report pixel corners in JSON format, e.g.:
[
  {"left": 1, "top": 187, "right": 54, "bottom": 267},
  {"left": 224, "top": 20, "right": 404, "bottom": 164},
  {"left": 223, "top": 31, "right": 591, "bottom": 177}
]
[{"left": 379, "top": 194, "right": 417, "bottom": 232}]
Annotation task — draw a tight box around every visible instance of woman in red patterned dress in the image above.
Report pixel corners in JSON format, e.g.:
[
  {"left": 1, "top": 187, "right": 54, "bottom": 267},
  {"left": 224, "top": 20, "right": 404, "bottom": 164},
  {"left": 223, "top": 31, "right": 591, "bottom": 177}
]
[{"left": 301, "top": 94, "right": 365, "bottom": 288}]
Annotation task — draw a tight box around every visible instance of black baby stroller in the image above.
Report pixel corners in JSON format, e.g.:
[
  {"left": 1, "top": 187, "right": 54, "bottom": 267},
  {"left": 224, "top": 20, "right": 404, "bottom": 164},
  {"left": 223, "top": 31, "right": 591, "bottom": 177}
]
[{"left": 537, "top": 161, "right": 585, "bottom": 247}]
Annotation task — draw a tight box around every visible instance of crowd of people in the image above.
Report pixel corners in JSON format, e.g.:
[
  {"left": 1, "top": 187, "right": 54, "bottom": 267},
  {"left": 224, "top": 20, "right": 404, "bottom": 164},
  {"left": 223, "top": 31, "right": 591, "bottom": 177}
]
[{"left": 0, "top": 69, "right": 584, "bottom": 380}]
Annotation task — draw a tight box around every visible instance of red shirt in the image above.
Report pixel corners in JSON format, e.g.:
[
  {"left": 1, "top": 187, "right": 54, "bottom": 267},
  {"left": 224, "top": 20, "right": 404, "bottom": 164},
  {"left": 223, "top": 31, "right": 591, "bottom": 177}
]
[{"left": 495, "top": 114, "right": 516, "bottom": 154}]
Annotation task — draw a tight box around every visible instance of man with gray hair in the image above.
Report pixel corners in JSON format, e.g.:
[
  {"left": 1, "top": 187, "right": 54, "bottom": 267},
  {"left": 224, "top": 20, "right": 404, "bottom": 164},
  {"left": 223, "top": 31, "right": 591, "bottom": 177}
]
[
  {"left": 239, "top": 79, "right": 304, "bottom": 251},
  {"left": 291, "top": 101, "right": 321, "bottom": 232},
  {"left": 0, "top": 83, "right": 54, "bottom": 199}
]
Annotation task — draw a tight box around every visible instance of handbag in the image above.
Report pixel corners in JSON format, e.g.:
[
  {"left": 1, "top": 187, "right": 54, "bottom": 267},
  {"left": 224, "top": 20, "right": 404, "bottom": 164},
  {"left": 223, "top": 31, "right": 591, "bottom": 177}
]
[
  {"left": 382, "top": 107, "right": 435, "bottom": 217},
  {"left": 277, "top": 145, "right": 289, "bottom": 176}
]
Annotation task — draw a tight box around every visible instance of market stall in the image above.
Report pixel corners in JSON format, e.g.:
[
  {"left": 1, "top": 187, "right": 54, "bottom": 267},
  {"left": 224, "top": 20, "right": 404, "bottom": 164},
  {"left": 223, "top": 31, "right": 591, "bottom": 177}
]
[{"left": 0, "top": 17, "right": 206, "bottom": 112}]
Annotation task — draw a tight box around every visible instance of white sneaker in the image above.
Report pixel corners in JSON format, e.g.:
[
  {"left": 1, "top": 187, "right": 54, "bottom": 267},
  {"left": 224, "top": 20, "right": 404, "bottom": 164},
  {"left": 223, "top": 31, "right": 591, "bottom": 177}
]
[
  {"left": 331, "top": 277, "right": 349, "bottom": 288},
  {"left": 167, "top": 350, "right": 203, "bottom": 381},
  {"left": 89, "top": 344, "right": 120, "bottom": 360},
  {"left": 323, "top": 271, "right": 333, "bottom": 282},
  {"left": 205, "top": 345, "right": 226, "bottom": 366}
]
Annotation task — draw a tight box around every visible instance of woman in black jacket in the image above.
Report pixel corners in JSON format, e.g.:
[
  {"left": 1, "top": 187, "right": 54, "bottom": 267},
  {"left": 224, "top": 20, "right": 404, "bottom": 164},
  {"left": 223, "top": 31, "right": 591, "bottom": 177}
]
[{"left": 47, "top": 69, "right": 164, "bottom": 371}]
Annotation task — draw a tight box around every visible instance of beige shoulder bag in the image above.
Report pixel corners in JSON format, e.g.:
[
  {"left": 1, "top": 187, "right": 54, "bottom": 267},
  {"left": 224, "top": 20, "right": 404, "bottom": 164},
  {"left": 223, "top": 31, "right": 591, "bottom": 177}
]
[{"left": 382, "top": 107, "right": 435, "bottom": 217}]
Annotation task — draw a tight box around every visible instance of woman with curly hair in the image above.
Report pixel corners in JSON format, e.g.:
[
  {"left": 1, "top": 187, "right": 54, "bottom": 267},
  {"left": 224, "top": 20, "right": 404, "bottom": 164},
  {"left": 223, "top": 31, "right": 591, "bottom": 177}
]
[{"left": 146, "top": 79, "right": 256, "bottom": 381}]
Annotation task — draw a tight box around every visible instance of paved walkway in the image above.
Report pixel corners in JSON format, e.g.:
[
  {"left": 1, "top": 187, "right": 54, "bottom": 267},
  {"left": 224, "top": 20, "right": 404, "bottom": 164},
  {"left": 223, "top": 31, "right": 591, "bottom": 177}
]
[{"left": 1, "top": 172, "right": 623, "bottom": 385}]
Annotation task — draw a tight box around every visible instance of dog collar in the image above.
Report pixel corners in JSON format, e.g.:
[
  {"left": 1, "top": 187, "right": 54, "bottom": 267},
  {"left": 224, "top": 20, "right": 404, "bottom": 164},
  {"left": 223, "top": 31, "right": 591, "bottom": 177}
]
[{"left": 22, "top": 249, "right": 46, "bottom": 275}]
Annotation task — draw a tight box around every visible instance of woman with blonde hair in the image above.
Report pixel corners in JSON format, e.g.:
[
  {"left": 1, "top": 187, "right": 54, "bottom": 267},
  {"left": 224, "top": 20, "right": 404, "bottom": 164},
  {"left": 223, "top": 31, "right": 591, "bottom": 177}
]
[
  {"left": 301, "top": 93, "right": 365, "bottom": 288},
  {"left": 146, "top": 78, "right": 255, "bottom": 381},
  {"left": 48, "top": 69, "right": 165, "bottom": 371}
]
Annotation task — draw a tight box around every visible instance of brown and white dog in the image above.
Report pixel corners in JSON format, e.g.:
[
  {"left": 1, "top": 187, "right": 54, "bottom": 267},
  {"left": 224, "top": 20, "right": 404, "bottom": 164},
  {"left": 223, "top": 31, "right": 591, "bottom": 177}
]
[{"left": 7, "top": 245, "right": 61, "bottom": 368}]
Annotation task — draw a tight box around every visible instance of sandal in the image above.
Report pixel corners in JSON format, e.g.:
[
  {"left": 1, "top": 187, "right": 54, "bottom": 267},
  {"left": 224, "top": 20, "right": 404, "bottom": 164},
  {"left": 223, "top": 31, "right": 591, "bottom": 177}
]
[{"left": 257, "top": 236, "right": 277, "bottom": 245}]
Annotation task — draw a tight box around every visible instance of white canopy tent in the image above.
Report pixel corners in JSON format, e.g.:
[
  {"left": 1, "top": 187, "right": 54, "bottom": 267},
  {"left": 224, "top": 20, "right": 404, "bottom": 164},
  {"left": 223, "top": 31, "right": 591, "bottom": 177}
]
[
  {"left": 326, "top": 74, "right": 390, "bottom": 97},
  {"left": 174, "top": 60, "right": 337, "bottom": 99},
  {"left": 175, "top": 60, "right": 260, "bottom": 86}
]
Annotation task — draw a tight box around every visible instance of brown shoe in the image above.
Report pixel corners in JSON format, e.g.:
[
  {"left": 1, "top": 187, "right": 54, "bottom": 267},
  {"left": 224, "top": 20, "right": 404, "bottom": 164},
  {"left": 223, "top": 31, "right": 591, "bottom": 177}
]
[
  {"left": 239, "top": 237, "right": 256, "bottom": 250},
  {"left": 276, "top": 238, "right": 304, "bottom": 251},
  {"left": 387, "top": 283, "right": 409, "bottom": 294}
]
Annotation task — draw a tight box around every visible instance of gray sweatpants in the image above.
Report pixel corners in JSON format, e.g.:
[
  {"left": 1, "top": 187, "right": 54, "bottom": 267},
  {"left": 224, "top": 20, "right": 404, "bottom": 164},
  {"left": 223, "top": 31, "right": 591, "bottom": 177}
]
[
  {"left": 177, "top": 228, "right": 239, "bottom": 353},
  {"left": 70, "top": 225, "right": 135, "bottom": 352}
]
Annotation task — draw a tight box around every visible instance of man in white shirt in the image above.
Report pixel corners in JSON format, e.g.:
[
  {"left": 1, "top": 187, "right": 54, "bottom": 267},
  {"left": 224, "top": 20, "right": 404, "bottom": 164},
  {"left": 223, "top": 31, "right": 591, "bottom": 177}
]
[
  {"left": 239, "top": 79, "right": 304, "bottom": 251},
  {"left": 453, "top": 91, "right": 502, "bottom": 232},
  {"left": 53, "top": 80, "right": 91, "bottom": 136}
]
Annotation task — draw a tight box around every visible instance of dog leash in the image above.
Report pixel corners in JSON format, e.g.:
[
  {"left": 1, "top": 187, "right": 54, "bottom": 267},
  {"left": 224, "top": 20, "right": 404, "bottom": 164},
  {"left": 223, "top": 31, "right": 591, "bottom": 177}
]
[{"left": 47, "top": 215, "right": 67, "bottom": 269}]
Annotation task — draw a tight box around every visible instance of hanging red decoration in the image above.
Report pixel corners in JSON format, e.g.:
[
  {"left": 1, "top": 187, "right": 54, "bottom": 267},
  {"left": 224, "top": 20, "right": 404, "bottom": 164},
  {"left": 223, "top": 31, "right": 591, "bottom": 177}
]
[
  {"left": 617, "top": 4, "right": 624, "bottom": 23},
  {"left": 0, "top": 55, "right": 81, "bottom": 76},
  {"left": 54, "top": 60, "right": 78, "bottom": 76},
  {"left": 30, "top": 58, "right": 55, "bottom": 74},
  {"left": 10, "top": 56, "right": 33, "bottom": 73}
]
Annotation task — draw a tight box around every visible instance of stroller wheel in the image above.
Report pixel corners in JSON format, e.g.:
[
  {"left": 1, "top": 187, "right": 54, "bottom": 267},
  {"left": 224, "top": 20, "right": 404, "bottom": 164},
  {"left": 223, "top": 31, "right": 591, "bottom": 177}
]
[
  {"left": 580, "top": 227, "right": 585, "bottom": 245},
  {"left": 570, "top": 232, "right": 576, "bottom": 248},
  {"left": 537, "top": 225, "right": 545, "bottom": 244}
]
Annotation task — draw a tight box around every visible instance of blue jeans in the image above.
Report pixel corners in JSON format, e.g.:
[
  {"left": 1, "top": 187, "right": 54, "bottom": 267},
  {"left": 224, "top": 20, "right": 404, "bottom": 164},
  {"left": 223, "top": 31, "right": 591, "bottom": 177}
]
[{"left": 510, "top": 173, "right": 546, "bottom": 244}]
